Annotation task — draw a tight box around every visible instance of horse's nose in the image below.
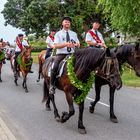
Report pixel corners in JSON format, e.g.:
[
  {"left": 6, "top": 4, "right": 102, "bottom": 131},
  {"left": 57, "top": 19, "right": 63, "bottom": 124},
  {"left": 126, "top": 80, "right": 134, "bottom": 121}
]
[
  {"left": 110, "top": 76, "right": 122, "bottom": 90},
  {"left": 115, "top": 78, "right": 122, "bottom": 90}
]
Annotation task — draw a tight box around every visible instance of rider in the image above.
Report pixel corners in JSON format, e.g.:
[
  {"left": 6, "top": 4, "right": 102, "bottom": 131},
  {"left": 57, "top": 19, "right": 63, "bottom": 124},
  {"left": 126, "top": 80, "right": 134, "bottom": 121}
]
[
  {"left": 22, "top": 36, "right": 34, "bottom": 73},
  {"left": 14, "top": 33, "right": 24, "bottom": 72},
  {"left": 45, "top": 29, "right": 56, "bottom": 59},
  {"left": 49, "top": 16, "right": 80, "bottom": 94},
  {"left": 85, "top": 20, "right": 107, "bottom": 49}
]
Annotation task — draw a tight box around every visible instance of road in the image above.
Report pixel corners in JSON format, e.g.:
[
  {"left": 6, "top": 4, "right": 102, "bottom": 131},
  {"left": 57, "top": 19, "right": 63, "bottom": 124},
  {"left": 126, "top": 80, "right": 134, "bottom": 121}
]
[{"left": 0, "top": 61, "right": 140, "bottom": 140}]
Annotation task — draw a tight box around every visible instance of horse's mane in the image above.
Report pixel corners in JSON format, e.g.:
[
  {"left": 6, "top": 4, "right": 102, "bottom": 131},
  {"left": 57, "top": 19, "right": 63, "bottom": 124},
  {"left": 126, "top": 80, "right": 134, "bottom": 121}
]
[
  {"left": 73, "top": 47, "right": 105, "bottom": 80},
  {"left": 113, "top": 44, "right": 137, "bottom": 63}
]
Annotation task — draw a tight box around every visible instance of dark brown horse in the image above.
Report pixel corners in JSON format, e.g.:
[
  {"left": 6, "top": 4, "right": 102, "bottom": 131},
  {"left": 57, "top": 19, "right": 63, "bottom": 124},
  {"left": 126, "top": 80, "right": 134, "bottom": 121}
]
[
  {"left": 13, "top": 47, "right": 33, "bottom": 92},
  {"left": 0, "top": 49, "right": 5, "bottom": 82},
  {"left": 36, "top": 50, "right": 46, "bottom": 82},
  {"left": 42, "top": 47, "right": 122, "bottom": 134},
  {"left": 89, "top": 43, "right": 140, "bottom": 123}
]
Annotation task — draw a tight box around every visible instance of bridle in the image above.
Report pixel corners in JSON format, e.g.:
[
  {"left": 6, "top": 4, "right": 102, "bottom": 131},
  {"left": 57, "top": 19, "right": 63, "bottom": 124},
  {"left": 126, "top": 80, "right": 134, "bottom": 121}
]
[{"left": 96, "top": 56, "right": 120, "bottom": 83}]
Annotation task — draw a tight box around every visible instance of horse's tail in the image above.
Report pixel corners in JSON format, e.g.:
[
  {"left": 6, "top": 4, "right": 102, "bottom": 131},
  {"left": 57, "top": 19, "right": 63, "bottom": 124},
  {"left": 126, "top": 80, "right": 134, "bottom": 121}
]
[{"left": 42, "top": 80, "right": 49, "bottom": 103}]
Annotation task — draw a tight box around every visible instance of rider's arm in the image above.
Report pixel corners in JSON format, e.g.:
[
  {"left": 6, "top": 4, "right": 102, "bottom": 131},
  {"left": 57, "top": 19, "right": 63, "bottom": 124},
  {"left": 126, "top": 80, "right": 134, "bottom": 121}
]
[
  {"left": 86, "top": 41, "right": 97, "bottom": 46},
  {"left": 85, "top": 32, "right": 97, "bottom": 46}
]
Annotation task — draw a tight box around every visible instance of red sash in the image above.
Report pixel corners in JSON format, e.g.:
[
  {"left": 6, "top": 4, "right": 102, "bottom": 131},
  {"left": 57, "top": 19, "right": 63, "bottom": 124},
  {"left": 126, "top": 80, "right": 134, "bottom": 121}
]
[
  {"left": 49, "top": 35, "right": 54, "bottom": 42},
  {"left": 88, "top": 30, "right": 102, "bottom": 43},
  {"left": 16, "top": 37, "right": 23, "bottom": 51}
]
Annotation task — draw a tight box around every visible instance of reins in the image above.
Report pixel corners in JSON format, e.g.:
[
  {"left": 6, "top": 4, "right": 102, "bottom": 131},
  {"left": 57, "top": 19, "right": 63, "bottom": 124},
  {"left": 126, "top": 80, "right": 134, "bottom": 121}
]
[{"left": 96, "top": 56, "right": 120, "bottom": 83}]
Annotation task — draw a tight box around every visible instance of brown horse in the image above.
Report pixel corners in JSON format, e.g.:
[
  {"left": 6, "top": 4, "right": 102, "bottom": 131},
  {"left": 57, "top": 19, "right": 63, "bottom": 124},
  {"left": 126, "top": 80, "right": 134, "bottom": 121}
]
[
  {"left": 0, "top": 49, "right": 5, "bottom": 82},
  {"left": 36, "top": 50, "right": 46, "bottom": 82},
  {"left": 42, "top": 47, "right": 122, "bottom": 134},
  {"left": 13, "top": 47, "right": 33, "bottom": 92}
]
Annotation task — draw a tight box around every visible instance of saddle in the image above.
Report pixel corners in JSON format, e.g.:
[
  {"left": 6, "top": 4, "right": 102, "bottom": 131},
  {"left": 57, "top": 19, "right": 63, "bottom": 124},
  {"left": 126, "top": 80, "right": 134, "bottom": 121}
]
[{"left": 47, "top": 56, "right": 70, "bottom": 78}]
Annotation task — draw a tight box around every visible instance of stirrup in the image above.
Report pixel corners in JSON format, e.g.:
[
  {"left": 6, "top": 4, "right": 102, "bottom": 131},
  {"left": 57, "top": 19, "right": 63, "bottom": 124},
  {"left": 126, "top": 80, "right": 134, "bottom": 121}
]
[{"left": 49, "top": 86, "right": 55, "bottom": 95}]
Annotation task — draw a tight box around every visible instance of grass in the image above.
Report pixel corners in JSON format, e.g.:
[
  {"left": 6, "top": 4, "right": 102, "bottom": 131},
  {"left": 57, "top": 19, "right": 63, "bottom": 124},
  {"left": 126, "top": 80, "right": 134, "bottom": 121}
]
[
  {"left": 31, "top": 52, "right": 140, "bottom": 87},
  {"left": 31, "top": 52, "right": 39, "bottom": 64},
  {"left": 122, "top": 68, "right": 140, "bottom": 87}
]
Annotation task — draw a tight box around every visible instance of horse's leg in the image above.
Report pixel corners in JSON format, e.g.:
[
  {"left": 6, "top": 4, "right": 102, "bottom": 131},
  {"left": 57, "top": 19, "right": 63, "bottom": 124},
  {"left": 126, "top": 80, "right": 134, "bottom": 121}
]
[
  {"left": 89, "top": 79, "right": 102, "bottom": 113},
  {"left": 109, "top": 86, "right": 118, "bottom": 123},
  {"left": 61, "top": 92, "right": 75, "bottom": 123},
  {"left": 0, "top": 64, "right": 2, "bottom": 82},
  {"left": 43, "top": 80, "right": 60, "bottom": 120},
  {"left": 49, "top": 94, "right": 60, "bottom": 121},
  {"left": 78, "top": 101, "right": 86, "bottom": 134},
  {"left": 43, "top": 80, "right": 51, "bottom": 111},
  {"left": 14, "top": 71, "right": 18, "bottom": 86},
  {"left": 22, "top": 73, "right": 28, "bottom": 93},
  {"left": 0, "top": 72, "right": 2, "bottom": 82},
  {"left": 36, "top": 62, "right": 42, "bottom": 82}
]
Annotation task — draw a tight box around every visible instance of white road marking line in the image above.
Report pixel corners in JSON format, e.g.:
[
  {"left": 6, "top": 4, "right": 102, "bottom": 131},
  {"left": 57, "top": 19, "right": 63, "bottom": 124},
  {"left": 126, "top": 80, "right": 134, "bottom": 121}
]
[
  {"left": 86, "top": 97, "right": 109, "bottom": 107},
  {"left": 0, "top": 117, "right": 17, "bottom": 140}
]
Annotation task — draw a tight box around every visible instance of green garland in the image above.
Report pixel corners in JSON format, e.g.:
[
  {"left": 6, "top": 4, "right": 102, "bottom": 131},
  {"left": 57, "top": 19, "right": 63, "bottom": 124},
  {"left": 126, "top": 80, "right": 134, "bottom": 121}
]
[
  {"left": 0, "top": 52, "right": 5, "bottom": 62},
  {"left": 67, "top": 55, "right": 95, "bottom": 104},
  {"left": 17, "top": 55, "right": 33, "bottom": 68}
]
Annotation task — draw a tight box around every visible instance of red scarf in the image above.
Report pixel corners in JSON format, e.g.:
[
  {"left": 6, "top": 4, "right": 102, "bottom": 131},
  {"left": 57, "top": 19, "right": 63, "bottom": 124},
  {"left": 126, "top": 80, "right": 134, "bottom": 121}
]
[
  {"left": 16, "top": 37, "right": 23, "bottom": 50},
  {"left": 49, "top": 35, "right": 54, "bottom": 42},
  {"left": 88, "top": 30, "right": 102, "bottom": 43}
]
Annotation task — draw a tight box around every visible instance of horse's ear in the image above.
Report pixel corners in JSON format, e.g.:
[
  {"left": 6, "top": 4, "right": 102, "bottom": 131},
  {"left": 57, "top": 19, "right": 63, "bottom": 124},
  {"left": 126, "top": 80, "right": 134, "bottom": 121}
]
[
  {"left": 135, "top": 42, "right": 139, "bottom": 50},
  {"left": 106, "top": 48, "right": 111, "bottom": 56}
]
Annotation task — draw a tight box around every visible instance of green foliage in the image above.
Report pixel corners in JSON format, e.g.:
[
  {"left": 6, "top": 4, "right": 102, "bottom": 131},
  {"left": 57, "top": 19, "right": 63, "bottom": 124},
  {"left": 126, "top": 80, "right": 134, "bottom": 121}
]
[
  {"left": 2, "top": 0, "right": 106, "bottom": 39},
  {"left": 67, "top": 55, "right": 95, "bottom": 104},
  {"left": 105, "top": 37, "right": 118, "bottom": 48},
  {"left": 98, "top": 0, "right": 140, "bottom": 36}
]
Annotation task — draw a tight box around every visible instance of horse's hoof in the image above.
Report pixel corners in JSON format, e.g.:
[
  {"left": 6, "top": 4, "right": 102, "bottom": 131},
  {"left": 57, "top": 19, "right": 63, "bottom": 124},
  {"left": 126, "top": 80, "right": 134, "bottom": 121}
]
[
  {"left": 46, "top": 106, "right": 51, "bottom": 111},
  {"left": 36, "top": 79, "right": 40, "bottom": 82},
  {"left": 60, "top": 112, "right": 68, "bottom": 123},
  {"left": 14, "top": 80, "right": 18, "bottom": 86},
  {"left": 15, "top": 83, "right": 18, "bottom": 86},
  {"left": 0, "top": 80, "right": 2, "bottom": 82},
  {"left": 89, "top": 106, "right": 94, "bottom": 113},
  {"left": 25, "top": 89, "right": 28, "bottom": 93},
  {"left": 60, "top": 118, "right": 67, "bottom": 123},
  {"left": 55, "top": 117, "right": 61, "bottom": 122},
  {"left": 110, "top": 118, "right": 118, "bottom": 123},
  {"left": 78, "top": 128, "right": 87, "bottom": 134}
]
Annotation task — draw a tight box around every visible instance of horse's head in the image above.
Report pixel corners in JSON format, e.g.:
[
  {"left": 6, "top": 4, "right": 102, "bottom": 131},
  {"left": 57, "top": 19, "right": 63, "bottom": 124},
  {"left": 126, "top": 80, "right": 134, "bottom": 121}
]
[
  {"left": 128, "top": 43, "right": 140, "bottom": 76},
  {"left": 21, "top": 47, "right": 31, "bottom": 62},
  {"left": 97, "top": 48, "right": 122, "bottom": 90}
]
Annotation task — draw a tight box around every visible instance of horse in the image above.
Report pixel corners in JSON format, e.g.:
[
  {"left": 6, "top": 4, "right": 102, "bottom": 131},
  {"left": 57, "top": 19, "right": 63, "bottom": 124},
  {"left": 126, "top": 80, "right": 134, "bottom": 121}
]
[
  {"left": 42, "top": 47, "right": 122, "bottom": 134},
  {"left": 89, "top": 43, "right": 140, "bottom": 123},
  {"left": 0, "top": 49, "right": 5, "bottom": 82},
  {"left": 36, "top": 50, "right": 46, "bottom": 82},
  {"left": 13, "top": 47, "right": 33, "bottom": 92}
]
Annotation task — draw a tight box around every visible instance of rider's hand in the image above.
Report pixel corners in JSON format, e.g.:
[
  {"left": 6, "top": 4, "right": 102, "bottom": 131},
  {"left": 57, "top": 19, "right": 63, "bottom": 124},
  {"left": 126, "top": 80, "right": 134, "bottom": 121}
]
[{"left": 66, "top": 42, "right": 75, "bottom": 48}]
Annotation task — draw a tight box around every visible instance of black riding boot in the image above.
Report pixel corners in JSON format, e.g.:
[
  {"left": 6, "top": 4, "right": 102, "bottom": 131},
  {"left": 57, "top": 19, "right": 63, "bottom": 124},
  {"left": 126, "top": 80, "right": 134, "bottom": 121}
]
[{"left": 49, "top": 70, "right": 56, "bottom": 94}]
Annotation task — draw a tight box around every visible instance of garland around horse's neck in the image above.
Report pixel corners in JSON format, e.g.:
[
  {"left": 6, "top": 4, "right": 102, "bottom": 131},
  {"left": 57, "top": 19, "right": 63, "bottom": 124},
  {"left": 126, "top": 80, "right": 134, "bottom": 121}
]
[{"left": 67, "top": 55, "right": 95, "bottom": 104}]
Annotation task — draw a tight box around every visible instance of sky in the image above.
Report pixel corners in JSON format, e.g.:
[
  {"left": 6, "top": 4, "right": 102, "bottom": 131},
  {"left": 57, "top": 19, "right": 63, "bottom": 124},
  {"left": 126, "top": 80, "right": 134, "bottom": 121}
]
[{"left": 0, "top": 0, "right": 24, "bottom": 44}]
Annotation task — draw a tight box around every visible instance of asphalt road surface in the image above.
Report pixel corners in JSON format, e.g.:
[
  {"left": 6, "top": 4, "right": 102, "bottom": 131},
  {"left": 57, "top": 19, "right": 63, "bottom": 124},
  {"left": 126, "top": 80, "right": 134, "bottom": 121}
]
[{"left": 0, "top": 60, "right": 140, "bottom": 140}]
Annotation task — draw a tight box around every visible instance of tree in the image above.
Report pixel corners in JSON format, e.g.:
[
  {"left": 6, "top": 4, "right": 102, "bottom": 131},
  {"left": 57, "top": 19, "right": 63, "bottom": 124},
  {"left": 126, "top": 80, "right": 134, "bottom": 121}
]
[
  {"left": 2, "top": 0, "right": 106, "bottom": 39},
  {"left": 98, "top": 0, "right": 140, "bottom": 36}
]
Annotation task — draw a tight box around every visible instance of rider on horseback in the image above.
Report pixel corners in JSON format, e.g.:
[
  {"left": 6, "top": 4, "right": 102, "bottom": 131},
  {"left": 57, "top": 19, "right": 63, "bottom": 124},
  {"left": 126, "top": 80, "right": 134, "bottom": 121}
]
[
  {"left": 45, "top": 29, "right": 56, "bottom": 59},
  {"left": 85, "top": 20, "right": 107, "bottom": 49},
  {"left": 14, "top": 34, "right": 24, "bottom": 72},
  {"left": 49, "top": 16, "right": 80, "bottom": 94}
]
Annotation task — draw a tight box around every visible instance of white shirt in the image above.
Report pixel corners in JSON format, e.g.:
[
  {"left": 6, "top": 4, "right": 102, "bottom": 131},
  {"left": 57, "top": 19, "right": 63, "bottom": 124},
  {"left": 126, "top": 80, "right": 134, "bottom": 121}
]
[
  {"left": 22, "top": 40, "right": 29, "bottom": 47},
  {"left": 15, "top": 40, "right": 22, "bottom": 52},
  {"left": 54, "top": 29, "right": 80, "bottom": 54},
  {"left": 46, "top": 36, "right": 54, "bottom": 48},
  {"left": 85, "top": 29, "right": 105, "bottom": 44}
]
